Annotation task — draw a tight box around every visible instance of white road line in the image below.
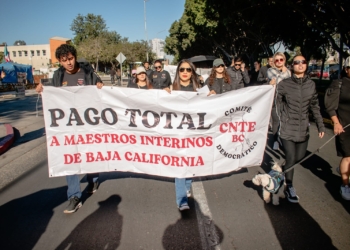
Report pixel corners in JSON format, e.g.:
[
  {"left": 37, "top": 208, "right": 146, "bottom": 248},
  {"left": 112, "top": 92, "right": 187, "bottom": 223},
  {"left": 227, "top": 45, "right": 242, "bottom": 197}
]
[{"left": 192, "top": 180, "right": 221, "bottom": 250}]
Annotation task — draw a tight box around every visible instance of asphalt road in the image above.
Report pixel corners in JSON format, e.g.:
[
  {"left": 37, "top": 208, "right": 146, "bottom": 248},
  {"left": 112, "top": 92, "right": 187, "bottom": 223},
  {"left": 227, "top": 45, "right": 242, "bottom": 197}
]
[{"left": 0, "top": 82, "right": 349, "bottom": 250}]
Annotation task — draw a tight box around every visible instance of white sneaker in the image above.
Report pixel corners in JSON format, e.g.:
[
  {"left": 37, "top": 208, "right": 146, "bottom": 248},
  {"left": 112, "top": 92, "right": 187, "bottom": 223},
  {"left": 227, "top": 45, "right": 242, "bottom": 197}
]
[
  {"left": 340, "top": 185, "right": 350, "bottom": 200},
  {"left": 273, "top": 141, "right": 279, "bottom": 150}
]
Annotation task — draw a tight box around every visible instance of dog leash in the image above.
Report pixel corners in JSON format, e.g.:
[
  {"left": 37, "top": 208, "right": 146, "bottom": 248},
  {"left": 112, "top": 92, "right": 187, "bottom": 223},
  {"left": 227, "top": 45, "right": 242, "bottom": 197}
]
[{"left": 283, "top": 123, "right": 350, "bottom": 174}]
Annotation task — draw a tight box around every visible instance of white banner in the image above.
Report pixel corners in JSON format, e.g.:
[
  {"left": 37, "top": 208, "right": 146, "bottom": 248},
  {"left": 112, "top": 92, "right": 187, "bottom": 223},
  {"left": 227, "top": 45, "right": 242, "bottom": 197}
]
[{"left": 42, "top": 85, "right": 274, "bottom": 178}]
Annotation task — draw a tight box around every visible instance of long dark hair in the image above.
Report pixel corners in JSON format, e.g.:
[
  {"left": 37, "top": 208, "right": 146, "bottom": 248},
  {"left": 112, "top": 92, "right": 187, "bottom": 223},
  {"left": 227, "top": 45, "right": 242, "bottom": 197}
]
[
  {"left": 208, "top": 67, "right": 231, "bottom": 85},
  {"left": 173, "top": 59, "right": 199, "bottom": 91},
  {"left": 136, "top": 73, "right": 153, "bottom": 89}
]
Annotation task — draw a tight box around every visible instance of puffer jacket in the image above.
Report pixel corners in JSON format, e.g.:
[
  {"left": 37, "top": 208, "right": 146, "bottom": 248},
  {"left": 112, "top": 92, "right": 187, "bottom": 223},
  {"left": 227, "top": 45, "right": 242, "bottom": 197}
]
[
  {"left": 276, "top": 74, "right": 325, "bottom": 142},
  {"left": 52, "top": 62, "right": 102, "bottom": 86}
]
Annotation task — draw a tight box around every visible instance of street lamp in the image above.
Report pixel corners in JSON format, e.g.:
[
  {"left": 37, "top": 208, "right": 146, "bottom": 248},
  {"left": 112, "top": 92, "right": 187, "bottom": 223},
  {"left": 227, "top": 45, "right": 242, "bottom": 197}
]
[{"left": 144, "top": 0, "right": 149, "bottom": 62}]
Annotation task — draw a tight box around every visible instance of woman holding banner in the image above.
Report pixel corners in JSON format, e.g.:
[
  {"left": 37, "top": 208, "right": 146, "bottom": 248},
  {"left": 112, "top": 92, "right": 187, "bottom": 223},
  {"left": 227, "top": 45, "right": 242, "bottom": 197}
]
[
  {"left": 127, "top": 67, "right": 153, "bottom": 89},
  {"left": 276, "top": 55, "right": 325, "bottom": 203},
  {"left": 170, "top": 59, "right": 200, "bottom": 210},
  {"left": 268, "top": 52, "right": 291, "bottom": 150},
  {"left": 205, "top": 58, "right": 232, "bottom": 95}
]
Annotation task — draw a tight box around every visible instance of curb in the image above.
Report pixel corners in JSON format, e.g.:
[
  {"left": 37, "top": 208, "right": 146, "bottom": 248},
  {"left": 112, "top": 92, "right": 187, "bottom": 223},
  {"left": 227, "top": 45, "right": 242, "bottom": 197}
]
[{"left": 0, "top": 124, "right": 14, "bottom": 155}]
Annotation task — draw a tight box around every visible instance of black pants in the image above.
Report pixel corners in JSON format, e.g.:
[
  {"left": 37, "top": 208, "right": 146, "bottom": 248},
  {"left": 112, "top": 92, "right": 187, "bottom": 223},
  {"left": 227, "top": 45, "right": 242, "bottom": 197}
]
[
  {"left": 280, "top": 138, "right": 308, "bottom": 184},
  {"left": 271, "top": 107, "right": 279, "bottom": 141},
  {"left": 111, "top": 75, "right": 115, "bottom": 84}
]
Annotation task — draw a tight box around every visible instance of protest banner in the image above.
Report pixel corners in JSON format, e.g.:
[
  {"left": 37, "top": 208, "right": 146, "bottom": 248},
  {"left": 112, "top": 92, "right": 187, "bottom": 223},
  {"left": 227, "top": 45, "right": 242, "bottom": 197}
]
[{"left": 42, "top": 85, "right": 274, "bottom": 178}]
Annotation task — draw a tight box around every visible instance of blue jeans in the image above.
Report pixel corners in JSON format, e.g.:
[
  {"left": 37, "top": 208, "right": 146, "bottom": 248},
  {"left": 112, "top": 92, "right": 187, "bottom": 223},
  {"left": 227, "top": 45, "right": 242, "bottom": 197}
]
[
  {"left": 66, "top": 173, "right": 99, "bottom": 199},
  {"left": 175, "top": 178, "right": 192, "bottom": 207}
]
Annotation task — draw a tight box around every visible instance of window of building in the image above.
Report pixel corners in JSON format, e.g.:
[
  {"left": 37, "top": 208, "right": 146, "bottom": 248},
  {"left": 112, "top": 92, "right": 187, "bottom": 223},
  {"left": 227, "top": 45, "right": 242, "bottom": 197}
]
[
  {"left": 37, "top": 50, "right": 40, "bottom": 56},
  {"left": 24, "top": 51, "right": 28, "bottom": 57},
  {"left": 18, "top": 51, "right": 22, "bottom": 57},
  {"left": 31, "top": 50, "right": 34, "bottom": 57},
  {"left": 42, "top": 50, "right": 46, "bottom": 56},
  {"left": 13, "top": 51, "right": 16, "bottom": 57}
]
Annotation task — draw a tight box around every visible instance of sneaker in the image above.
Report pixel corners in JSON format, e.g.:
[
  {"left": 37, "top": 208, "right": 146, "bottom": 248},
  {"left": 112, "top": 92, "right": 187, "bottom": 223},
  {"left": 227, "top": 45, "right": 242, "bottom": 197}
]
[
  {"left": 285, "top": 184, "right": 299, "bottom": 203},
  {"left": 187, "top": 190, "right": 191, "bottom": 198},
  {"left": 87, "top": 181, "right": 99, "bottom": 194},
  {"left": 273, "top": 141, "right": 279, "bottom": 150},
  {"left": 64, "top": 196, "right": 82, "bottom": 214},
  {"left": 340, "top": 185, "right": 350, "bottom": 200},
  {"left": 179, "top": 203, "right": 190, "bottom": 211}
]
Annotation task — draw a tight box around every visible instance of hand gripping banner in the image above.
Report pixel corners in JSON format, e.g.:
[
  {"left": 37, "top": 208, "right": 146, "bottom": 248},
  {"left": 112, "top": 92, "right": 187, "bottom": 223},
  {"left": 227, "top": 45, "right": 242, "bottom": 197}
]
[{"left": 42, "top": 85, "right": 274, "bottom": 178}]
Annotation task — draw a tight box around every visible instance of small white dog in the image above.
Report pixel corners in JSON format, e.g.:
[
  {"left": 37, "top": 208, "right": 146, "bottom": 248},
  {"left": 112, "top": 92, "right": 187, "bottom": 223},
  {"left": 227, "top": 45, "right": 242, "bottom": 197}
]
[{"left": 252, "top": 162, "right": 286, "bottom": 205}]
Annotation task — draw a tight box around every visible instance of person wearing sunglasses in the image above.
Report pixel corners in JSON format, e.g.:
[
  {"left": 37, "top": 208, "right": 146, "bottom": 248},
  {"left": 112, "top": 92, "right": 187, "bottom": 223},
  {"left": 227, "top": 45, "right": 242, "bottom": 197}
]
[
  {"left": 168, "top": 59, "right": 200, "bottom": 210},
  {"left": 151, "top": 60, "right": 172, "bottom": 93},
  {"left": 325, "top": 56, "right": 350, "bottom": 200},
  {"left": 127, "top": 66, "right": 153, "bottom": 89},
  {"left": 276, "top": 55, "right": 325, "bottom": 203},
  {"left": 267, "top": 52, "right": 291, "bottom": 150},
  {"left": 205, "top": 58, "right": 232, "bottom": 95},
  {"left": 226, "top": 56, "right": 250, "bottom": 89}
]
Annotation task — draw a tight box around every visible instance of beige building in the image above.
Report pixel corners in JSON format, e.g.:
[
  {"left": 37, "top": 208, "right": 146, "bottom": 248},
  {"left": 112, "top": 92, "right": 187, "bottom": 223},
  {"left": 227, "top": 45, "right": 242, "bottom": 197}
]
[
  {"left": 7, "top": 44, "right": 51, "bottom": 70},
  {"left": 6, "top": 37, "right": 71, "bottom": 72}
]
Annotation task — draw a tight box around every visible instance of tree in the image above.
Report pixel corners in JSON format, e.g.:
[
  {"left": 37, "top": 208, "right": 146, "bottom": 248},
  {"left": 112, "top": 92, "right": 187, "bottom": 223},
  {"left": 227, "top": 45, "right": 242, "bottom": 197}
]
[
  {"left": 71, "top": 14, "right": 108, "bottom": 45},
  {"left": 13, "top": 40, "right": 26, "bottom": 46},
  {"left": 165, "top": 0, "right": 349, "bottom": 63}
]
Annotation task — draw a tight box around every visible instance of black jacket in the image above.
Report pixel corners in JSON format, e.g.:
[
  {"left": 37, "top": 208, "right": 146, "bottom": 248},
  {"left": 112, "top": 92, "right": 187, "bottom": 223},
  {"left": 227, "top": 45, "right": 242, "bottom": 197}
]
[
  {"left": 52, "top": 62, "right": 102, "bottom": 87},
  {"left": 204, "top": 77, "right": 233, "bottom": 94},
  {"left": 151, "top": 70, "right": 171, "bottom": 89},
  {"left": 145, "top": 69, "right": 153, "bottom": 78},
  {"left": 276, "top": 75, "right": 325, "bottom": 142},
  {"left": 226, "top": 67, "right": 250, "bottom": 89},
  {"left": 325, "top": 77, "right": 350, "bottom": 126}
]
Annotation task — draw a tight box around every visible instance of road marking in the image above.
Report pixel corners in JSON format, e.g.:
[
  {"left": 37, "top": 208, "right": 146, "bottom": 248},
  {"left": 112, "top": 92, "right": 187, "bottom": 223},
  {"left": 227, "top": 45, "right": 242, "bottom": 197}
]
[{"left": 192, "top": 180, "right": 221, "bottom": 250}]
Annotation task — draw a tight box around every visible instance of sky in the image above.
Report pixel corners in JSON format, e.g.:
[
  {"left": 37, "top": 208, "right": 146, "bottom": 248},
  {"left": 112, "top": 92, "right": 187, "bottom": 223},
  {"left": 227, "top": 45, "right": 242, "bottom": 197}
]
[{"left": 0, "top": 0, "right": 185, "bottom": 45}]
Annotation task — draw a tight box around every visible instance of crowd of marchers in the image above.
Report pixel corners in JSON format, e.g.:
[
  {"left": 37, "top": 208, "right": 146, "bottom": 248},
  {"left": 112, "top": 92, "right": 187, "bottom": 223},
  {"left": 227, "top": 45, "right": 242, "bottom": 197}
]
[{"left": 35, "top": 44, "right": 350, "bottom": 214}]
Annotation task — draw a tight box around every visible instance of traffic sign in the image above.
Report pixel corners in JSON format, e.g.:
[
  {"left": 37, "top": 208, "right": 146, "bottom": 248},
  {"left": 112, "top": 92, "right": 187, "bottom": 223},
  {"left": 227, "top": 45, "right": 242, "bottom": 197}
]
[{"left": 116, "top": 53, "right": 126, "bottom": 64}]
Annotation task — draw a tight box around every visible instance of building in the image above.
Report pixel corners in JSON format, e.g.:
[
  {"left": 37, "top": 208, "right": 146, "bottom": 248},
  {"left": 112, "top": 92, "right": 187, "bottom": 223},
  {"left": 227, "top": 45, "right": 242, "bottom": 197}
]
[
  {"left": 151, "top": 38, "right": 165, "bottom": 59},
  {"left": 6, "top": 37, "right": 71, "bottom": 71}
]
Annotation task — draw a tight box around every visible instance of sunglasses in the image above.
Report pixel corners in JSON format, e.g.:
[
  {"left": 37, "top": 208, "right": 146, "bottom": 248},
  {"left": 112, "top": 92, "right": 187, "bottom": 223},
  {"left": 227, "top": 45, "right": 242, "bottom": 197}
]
[
  {"left": 275, "top": 58, "right": 284, "bottom": 63},
  {"left": 234, "top": 63, "right": 241, "bottom": 66},
  {"left": 179, "top": 67, "right": 192, "bottom": 73},
  {"left": 155, "top": 66, "right": 162, "bottom": 69},
  {"left": 293, "top": 60, "right": 307, "bottom": 65},
  {"left": 216, "top": 64, "right": 225, "bottom": 68}
]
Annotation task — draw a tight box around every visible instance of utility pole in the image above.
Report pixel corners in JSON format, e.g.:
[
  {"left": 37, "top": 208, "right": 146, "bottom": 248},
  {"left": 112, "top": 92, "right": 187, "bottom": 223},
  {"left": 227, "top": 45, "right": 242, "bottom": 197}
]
[{"left": 144, "top": 0, "right": 149, "bottom": 62}]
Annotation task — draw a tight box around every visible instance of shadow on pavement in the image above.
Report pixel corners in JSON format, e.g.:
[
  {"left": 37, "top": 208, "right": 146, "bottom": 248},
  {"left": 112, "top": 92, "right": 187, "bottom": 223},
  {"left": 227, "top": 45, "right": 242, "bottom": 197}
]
[
  {"left": 162, "top": 198, "right": 224, "bottom": 250},
  {"left": 56, "top": 195, "right": 123, "bottom": 250},
  {"left": 0, "top": 186, "right": 67, "bottom": 250},
  {"left": 301, "top": 151, "right": 350, "bottom": 214},
  {"left": 12, "top": 127, "right": 45, "bottom": 146},
  {"left": 244, "top": 180, "right": 337, "bottom": 249}
]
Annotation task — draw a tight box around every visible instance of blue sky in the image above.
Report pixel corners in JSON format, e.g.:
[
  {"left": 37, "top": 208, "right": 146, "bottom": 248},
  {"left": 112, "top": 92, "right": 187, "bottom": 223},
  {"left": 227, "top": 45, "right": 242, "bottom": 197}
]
[{"left": 0, "top": 0, "right": 185, "bottom": 45}]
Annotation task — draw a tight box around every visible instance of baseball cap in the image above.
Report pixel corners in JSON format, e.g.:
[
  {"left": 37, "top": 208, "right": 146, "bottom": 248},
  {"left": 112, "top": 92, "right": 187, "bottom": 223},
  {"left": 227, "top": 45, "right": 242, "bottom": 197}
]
[
  {"left": 213, "top": 58, "right": 225, "bottom": 67},
  {"left": 132, "top": 69, "right": 137, "bottom": 75},
  {"left": 345, "top": 57, "right": 350, "bottom": 68},
  {"left": 136, "top": 66, "right": 146, "bottom": 75}
]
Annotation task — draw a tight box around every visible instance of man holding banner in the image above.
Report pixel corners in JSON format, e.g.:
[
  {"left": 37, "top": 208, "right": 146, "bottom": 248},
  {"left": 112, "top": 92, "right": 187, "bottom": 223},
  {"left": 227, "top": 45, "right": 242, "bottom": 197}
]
[{"left": 36, "top": 44, "right": 104, "bottom": 214}]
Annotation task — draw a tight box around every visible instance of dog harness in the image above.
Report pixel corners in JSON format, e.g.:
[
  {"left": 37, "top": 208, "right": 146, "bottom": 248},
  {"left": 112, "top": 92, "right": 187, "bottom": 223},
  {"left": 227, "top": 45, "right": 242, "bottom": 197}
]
[{"left": 264, "top": 170, "right": 285, "bottom": 194}]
